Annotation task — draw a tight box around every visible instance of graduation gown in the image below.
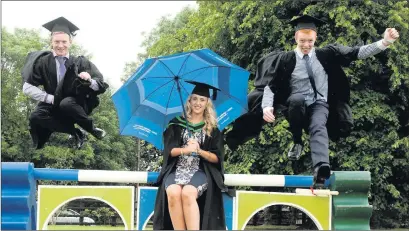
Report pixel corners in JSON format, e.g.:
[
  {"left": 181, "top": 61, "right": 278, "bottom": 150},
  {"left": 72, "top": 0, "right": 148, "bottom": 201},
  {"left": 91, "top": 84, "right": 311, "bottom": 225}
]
[
  {"left": 226, "top": 44, "right": 359, "bottom": 149},
  {"left": 153, "top": 117, "right": 228, "bottom": 230},
  {"left": 21, "top": 50, "right": 109, "bottom": 147},
  {"left": 22, "top": 51, "right": 108, "bottom": 109}
]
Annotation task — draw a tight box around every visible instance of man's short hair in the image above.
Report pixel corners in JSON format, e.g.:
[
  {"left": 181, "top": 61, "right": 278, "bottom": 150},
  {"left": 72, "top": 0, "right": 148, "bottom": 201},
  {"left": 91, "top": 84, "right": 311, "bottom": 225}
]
[{"left": 296, "top": 29, "right": 316, "bottom": 35}]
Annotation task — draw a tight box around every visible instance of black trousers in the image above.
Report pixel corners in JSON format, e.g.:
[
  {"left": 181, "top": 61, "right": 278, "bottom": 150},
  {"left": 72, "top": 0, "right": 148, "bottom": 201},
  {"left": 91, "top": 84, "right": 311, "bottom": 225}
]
[
  {"left": 29, "top": 97, "right": 95, "bottom": 137},
  {"left": 286, "top": 94, "right": 329, "bottom": 167}
]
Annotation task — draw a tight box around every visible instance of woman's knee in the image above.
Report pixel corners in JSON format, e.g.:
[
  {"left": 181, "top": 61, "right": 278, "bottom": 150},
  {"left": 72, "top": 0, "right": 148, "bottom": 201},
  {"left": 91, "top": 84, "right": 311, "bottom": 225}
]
[
  {"left": 166, "top": 185, "right": 182, "bottom": 206},
  {"left": 181, "top": 186, "right": 198, "bottom": 205}
]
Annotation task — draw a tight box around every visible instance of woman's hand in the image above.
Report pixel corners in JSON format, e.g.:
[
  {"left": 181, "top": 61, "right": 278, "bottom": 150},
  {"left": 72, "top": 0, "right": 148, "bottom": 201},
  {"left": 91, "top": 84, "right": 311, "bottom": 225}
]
[
  {"left": 184, "top": 143, "right": 198, "bottom": 155},
  {"left": 187, "top": 139, "right": 200, "bottom": 152}
]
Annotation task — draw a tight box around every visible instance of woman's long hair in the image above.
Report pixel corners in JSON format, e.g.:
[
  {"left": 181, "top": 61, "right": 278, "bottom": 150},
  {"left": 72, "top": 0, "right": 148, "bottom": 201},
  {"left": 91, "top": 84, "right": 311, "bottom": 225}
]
[{"left": 184, "top": 95, "right": 217, "bottom": 136}]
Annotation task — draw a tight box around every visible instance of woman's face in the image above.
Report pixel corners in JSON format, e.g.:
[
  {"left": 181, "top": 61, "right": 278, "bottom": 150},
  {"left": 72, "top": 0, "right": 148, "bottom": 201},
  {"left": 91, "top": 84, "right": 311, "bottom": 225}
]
[{"left": 189, "top": 94, "right": 208, "bottom": 116}]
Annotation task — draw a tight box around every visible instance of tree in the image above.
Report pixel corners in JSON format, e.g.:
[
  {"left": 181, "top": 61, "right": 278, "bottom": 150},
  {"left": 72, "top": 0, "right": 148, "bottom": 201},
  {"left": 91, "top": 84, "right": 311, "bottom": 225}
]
[
  {"left": 133, "top": 0, "right": 409, "bottom": 228},
  {"left": 1, "top": 27, "right": 140, "bottom": 173}
]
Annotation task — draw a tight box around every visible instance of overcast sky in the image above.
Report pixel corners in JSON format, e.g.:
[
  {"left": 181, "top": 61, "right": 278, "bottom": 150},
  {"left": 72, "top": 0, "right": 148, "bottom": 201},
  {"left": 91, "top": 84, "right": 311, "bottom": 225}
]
[{"left": 2, "top": 1, "right": 197, "bottom": 92}]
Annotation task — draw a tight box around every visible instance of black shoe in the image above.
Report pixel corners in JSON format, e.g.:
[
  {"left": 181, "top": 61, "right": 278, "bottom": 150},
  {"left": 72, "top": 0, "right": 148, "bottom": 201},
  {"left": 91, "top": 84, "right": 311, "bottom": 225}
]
[
  {"left": 288, "top": 143, "right": 303, "bottom": 160},
  {"left": 313, "top": 163, "right": 331, "bottom": 188},
  {"left": 74, "top": 128, "right": 85, "bottom": 149},
  {"left": 91, "top": 128, "right": 106, "bottom": 140},
  {"left": 68, "top": 128, "right": 86, "bottom": 140}
]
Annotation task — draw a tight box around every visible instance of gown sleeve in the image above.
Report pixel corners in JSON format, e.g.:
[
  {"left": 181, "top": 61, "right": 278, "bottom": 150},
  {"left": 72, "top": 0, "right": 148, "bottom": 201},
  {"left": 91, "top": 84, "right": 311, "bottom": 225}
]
[
  {"left": 82, "top": 58, "right": 108, "bottom": 94},
  {"left": 22, "top": 52, "right": 46, "bottom": 87},
  {"left": 207, "top": 128, "right": 225, "bottom": 171},
  {"left": 325, "top": 44, "right": 360, "bottom": 67},
  {"left": 157, "top": 123, "right": 181, "bottom": 181},
  {"left": 74, "top": 56, "right": 109, "bottom": 95}
]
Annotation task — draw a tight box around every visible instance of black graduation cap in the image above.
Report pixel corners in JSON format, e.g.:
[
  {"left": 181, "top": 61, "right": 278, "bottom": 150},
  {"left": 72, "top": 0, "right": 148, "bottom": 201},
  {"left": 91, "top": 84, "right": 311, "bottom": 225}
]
[
  {"left": 185, "top": 80, "right": 220, "bottom": 100},
  {"left": 42, "top": 17, "right": 79, "bottom": 36},
  {"left": 289, "top": 15, "right": 326, "bottom": 32}
]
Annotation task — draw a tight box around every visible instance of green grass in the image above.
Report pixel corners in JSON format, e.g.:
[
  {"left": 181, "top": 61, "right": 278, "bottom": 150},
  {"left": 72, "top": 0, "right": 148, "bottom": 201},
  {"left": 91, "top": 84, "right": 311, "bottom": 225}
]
[
  {"left": 47, "top": 225, "right": 154, "bottom": 230},
  {"left": 245, "top": 224, "right": 299, "bottom": 230},
  {"left": 47, "top": 224, "right": 407, "bottom": 230},
  {"left": 245, "top": 225, "right": 409, "bottom": 230},
  {"left": 48, "top": 225, "right": 125, "bottom": 230}
]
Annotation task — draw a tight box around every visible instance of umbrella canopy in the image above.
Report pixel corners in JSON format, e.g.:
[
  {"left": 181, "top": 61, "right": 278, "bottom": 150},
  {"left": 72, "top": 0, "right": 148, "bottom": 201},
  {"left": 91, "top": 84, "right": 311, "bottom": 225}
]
[{"left": 112, "top": 48, "right": 250, "bottom": 150}]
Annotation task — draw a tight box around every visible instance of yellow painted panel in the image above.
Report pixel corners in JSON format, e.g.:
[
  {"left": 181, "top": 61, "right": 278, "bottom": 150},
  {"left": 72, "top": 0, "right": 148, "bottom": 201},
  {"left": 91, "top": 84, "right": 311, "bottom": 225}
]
[
  {"left": 236, "top": 191, "right": 330, "bottom": 230},
  {"left": 37, "top": 186, "right": 134, "bottom": 230}
]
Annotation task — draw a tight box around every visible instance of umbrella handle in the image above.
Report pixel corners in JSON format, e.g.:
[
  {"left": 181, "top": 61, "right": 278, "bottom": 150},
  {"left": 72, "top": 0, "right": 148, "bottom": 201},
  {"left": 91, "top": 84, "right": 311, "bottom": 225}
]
[{"left": 175, "top": 77, "right": 193, "bottom": 136}]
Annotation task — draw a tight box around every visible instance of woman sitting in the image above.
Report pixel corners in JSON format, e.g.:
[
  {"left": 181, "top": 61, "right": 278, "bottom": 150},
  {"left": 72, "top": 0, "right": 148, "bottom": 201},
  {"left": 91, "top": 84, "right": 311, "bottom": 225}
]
[{"left": 153, "top": 81, "right": 227, "bottom": 230}]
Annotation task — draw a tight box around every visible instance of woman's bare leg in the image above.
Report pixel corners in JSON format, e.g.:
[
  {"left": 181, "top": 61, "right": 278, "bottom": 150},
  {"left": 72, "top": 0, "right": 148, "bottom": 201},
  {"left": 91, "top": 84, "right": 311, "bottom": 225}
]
[
  {"left": 181, "top": 185, "right": 200, "bottom": 230},
  {"left": 166, "top": 184, "right": 186, "bottom": 230}
]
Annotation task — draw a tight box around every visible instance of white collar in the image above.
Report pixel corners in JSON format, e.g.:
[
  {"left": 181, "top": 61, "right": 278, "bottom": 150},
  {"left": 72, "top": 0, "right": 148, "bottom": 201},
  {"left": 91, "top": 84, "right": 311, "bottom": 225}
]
[
  {"left": 52, "top": 50, "right": 70, "bottom": 59},
  {"left": 295, "top": 47, "right": 314, "bottom": 59}
]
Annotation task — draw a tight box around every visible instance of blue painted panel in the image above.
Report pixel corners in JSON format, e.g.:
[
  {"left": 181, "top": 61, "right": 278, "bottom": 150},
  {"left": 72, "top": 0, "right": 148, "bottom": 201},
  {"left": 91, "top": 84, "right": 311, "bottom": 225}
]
[
  {"left": 223, "top": 192, "right": 234, "bottom": 230},
  {"left": 138, "top": 188, "right": 157, "bottom": 230},
  {"left": 1, "top": 162, "right": 37, "bottom": 230}
]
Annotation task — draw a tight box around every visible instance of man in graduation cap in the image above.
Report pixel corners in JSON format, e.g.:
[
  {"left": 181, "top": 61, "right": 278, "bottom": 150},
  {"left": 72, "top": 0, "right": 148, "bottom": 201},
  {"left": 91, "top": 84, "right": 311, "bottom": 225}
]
[
  {"left": 258, "top": 15, "right": 399, "bottom": 185},
  {"left": 21, "top": 17, "right": 109, "bottom": 149}
]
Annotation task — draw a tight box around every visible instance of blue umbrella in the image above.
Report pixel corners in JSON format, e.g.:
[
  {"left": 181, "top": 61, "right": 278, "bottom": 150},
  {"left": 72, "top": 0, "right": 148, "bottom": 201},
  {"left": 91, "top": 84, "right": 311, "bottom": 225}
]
[{"left": 112, "top": 48, "right": 250, "bottom": 150}]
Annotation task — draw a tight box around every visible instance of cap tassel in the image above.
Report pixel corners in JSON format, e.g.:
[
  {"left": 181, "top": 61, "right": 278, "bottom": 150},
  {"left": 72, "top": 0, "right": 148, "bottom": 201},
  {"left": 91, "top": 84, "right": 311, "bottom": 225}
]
[{"left": 212, "top": 89, "right": 217, "bottom": 100}]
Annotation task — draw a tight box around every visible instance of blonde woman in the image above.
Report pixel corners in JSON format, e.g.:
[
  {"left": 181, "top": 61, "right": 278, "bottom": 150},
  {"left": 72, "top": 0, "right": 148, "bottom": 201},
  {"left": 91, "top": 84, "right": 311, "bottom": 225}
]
[{"left": 153, "top": 81, "right": 227, "bottom": 230}]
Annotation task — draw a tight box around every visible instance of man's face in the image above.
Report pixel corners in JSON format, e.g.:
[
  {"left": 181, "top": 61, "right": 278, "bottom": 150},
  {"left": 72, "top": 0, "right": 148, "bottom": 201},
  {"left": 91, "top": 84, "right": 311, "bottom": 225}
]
[
  {"left": 51, "top": 32, "right": 71, "bottom": 56},
  {"left": 295, "top": 30, "right": 317, "bottom": 55}
]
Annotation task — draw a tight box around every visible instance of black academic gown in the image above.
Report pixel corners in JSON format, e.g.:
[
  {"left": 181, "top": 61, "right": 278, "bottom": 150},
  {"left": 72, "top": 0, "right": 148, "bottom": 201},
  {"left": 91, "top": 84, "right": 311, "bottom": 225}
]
[
  {"left": 226, "top": 44, "right": 359, "bottom": 149},
  {"left": 153, "top": 118, "right": 228, "bottom": 230},
  {"left": 21, "top": 51, "right": 109, "bottom": 148}
]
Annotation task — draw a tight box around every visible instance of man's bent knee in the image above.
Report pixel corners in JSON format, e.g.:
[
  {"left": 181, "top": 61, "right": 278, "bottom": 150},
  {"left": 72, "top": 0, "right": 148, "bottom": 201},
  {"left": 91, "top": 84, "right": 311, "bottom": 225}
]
[
  {"left": 59, "top": 97, "right": 76, "bottom": 113},
  {"left": 29, "top": 112, "right": 42, "bottom": 125},
  {"left": 287, "top": 94, "right": 305, "bottom": 107}
]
